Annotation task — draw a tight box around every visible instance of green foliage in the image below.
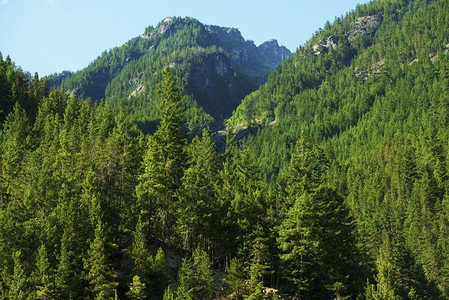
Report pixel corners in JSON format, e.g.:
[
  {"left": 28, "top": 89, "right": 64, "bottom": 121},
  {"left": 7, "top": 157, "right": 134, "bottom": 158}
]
[
  {"left": 35, "top": 244, "right": 56, "bottom": 299},
  {"left": 48, "top": 17, "right": 275, "bottom": 131},
  {"left": 84, "top": 221, "right": 118, "bottom": 299},
  {"left": 277, "top": 136, "right": 360, "bottom": 298},
  {"left": 126, "top": 275, "right": 146, "bottom": 300},
  {"left": 224, "top": 258, "right": 246, "bottom": 299},
  {"left": 130, "top": 215, "right": 151, "bottom": 287},
  {"left": 175, "top": 247, "right": 214, "bottom": 300},
  {"left": 3, "top": 0, "right": 449, "bottom": 299},
  {"left": 8, "top": 251, "right": 30, "bottom": 300},
  {"left": 0, "top": 53, "right": 47, "bottom": 124},
  {"left": 137, "top": 65, "right": 188, "bottom": 243},
  {"left": 176, "top": 129, "right": 221, "bottom": 251}
]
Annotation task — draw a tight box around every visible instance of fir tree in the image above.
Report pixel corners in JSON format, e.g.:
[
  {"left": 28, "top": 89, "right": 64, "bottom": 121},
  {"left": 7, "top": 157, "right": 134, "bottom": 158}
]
[
  {"left": 130, "top": 215, "right": 151, "bottom": 285},
  {"left": 175, "top": 247, "right": 214, "bottom": 300},
  {"left": 35, "top": 244, "right": 56, "bottom": 299},
  {"left": 126, "top": 275, "right": 146, "bottom": 300},
  {"left": 84, "top": 221, "right": 118, "bottom": 299},
  {"left": 8, "top": 251, "right": 29, "bottom": 300},
  {"left": 176, "top": 129, "right": 220, "bottom": 251},
  {"left": 277, "top": 134, "right": 359, "bottom": 298},
  {"left": 137, "top": 65, "right": 187, "bottom": 243}
]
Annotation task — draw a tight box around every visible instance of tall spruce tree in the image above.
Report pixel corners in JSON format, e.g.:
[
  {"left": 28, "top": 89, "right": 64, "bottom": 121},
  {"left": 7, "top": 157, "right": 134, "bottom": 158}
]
[
  {"left": 137, "top": 65, "right": 187, "bottom": 243},
  {"left": 35, "top": 243, "right": 56, "bottom": 299},
  {"left": 154, "top": 65, "right": 187, "bottom": 196},
  {"left": 84, "top": 221, "right": 118, "bottom": 299},
  {"left": 277, "top": 133, "right": 360, "bottom": 298},
  {"left": 176, "top": 129, "right": 220, "bottom": 252},
  {"left": 129, "top": 215, "right": 151, "bottom": 294},
  {"left": 175, "top": 247, "right": 214, "bottom": 300}
]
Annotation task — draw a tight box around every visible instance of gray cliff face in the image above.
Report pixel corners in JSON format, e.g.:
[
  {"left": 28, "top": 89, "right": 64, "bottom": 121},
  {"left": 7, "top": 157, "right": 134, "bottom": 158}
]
[
  {"left": 258, "top": 39, "right": 292, "bottom": 69},
  {"left": 143, "top": 18, "right": 291, "bottom": 79},
  {"left": 206, "top": 25, "right": 292, "bottom": 78},
  {"left": 186, "top": 52, "right": 242, "bottom": 122}
]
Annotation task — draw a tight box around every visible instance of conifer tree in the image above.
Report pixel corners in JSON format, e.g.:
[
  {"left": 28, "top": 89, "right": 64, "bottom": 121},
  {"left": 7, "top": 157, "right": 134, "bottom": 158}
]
[
  {"left": 365, "top": 235, "right": 402, "bottom": 300},
  {"left": 163, "top": 286, "right": 175, "bottom": 300},
  {"left": 8, "top": 251, "right": 29, "bottom": 300},
  {"left": 130, "top": 215, "right": 151, "bottom": 292},
  {"left": 244, "top": 224, "right": 271, "bottom": 300},
  {"left": 149, "top": 248, "right": 168, "bottom": 297},
  {"left": 84, "top": 221, "right": 118, "bottom": 299},
  {"left": 137, "top": 65, "right": 187, "bottom": 243},
  {"left": 35, "top": 244, "right": 56, "bottom": 299},
  {"left": 0, "top": 102, "right": 30, "bottom": 198},
  {"left": 154, "top": 65, "right": 188, "bottom": 191},
  {"left": 277, "top": 133, "right": 359, "bottom": 298},
  {"left": 175, "top": 247, "right": 214, "bottom": 300},
  {"left": 176, "top": 129, "right": 220, "bottom": 251},
  {"left": 224, "top": 258, "right": 246, "bottom": 299},
  {"left": 126, "top": 275, "right": 146, "bottom": 300}
]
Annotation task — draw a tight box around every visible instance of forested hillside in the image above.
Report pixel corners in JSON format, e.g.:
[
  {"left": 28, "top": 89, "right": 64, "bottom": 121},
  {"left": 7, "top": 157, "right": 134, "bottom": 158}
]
[
  {"left": 2, "top": 0, "right": 449, "bottom": 299},
  {"left": 48, "top": 17, "right": 290, "bottom": 132},
  {"left": 230, "top": 0, "right": 449, "bottom": 297}
]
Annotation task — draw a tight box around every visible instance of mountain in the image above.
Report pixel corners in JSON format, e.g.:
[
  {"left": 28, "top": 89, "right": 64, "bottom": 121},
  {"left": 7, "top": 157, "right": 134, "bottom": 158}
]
[
  {"left": 4, "top": 0, "right": 449, "bottom": 299},
  {"left": 48, "top": 17, "right": 291, "bottom": 131},
  {"left": 228, "top": 0, "right": 449, "bottom": 297}
]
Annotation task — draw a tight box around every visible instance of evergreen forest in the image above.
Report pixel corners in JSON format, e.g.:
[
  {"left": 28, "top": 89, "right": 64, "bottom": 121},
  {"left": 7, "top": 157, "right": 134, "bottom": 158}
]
[{"left": 1, "top": 0, "right": 449, "bottom": 299}]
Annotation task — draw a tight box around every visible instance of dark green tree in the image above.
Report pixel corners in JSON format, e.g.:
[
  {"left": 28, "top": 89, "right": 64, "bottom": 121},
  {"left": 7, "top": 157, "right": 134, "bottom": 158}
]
[
  {"left": 176, "top": 129, "right": 220, "bottom": 251},
  {"left": 35, "top": 244, "right": 56, "bottom": 299},
  {"left": 277, "top": 134, "right": 360, "bottom": 298},
  {"left": 84, "top": 221, "right": 118, "bottom": 299},
  {"left": 0, "top": 102, "right": 30, "bottom": 199},
  {"left": 7, "top": 251, "right": 29, "bottom": 300},
  {"left": 154, "top": 65, "right": 188, "bottom": 192},
  {"left": 137, "top": 65, "right": 187, "bottom": 243},
  {"left": 175, "top": 247, "right": 214, "bottom": 300}
]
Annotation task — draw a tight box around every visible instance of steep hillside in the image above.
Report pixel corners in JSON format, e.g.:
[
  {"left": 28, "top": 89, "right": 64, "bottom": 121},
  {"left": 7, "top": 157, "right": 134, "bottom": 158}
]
[
  {"left": 230, "top": 0, "right": 449, "bottom": 297},
  {"left": 4, "top": 0, "right": 449, "bottom": 299},
  {"left": 48, "top": 17, "right": 290, "bottom": 131}
]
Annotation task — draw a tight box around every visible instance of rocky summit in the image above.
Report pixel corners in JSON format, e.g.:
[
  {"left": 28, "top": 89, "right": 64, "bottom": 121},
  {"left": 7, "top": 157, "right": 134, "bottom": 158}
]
[{"left": 49, "top": 17, "right": 291, "bottom": 131}]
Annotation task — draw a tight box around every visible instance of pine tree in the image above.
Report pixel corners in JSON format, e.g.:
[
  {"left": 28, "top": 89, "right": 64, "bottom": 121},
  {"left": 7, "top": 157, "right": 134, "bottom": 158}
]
[
  {"left": 129, "top": 215, "right": 151, "bottom": 293},
  {"left": 176, "top": 129, "right": 220, "bottom": 251},
  {"left": 35, "top": 244, "right": 56, "bottom": 299},
  {"left": 154, "top": 65, "right": 187, "bottom": 195},
  {"left": 365, "top": 235, "right": 402, "bottom": 300},
  {"left": 8, "top": 251, "right": 29, "bottom": 300},
  {"left": 163, "top": 286, "right": 175, "bottom": 300},
  {"left": 224, "top": 258, "right": 246, "bottom": 299},
  {"left": 126, "top": 275, "right": 146, "bottom": 300},
  {"left": 84, "top": 221, "right": 118, "bottom": 299},
  {"left": 221, "top": 141, "right": 266, "bottom": 262},
  {"left": 136, "top": 135, "right": 165, "bottom": 231},
  {"left": 149, "top": 248, "right": 168, "bottom": 298},
  {"left": 137, "top": 65, "right": 187, "bottom": 243},
  {"left": 55, "top": 229, "right": 83, "bottom": 299},
  {"left": 175, "top": 247, "right": 214, "bottom": 300},
  {"left": 0, "top": 102, "right": 30, "bottom": 199},
  {"left": 277, "top": 134, "right": 359, "bottom": 298}
]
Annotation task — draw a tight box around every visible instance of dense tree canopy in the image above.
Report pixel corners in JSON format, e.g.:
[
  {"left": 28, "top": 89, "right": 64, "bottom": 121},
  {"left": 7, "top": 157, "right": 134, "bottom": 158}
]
[{"left": 2, "top": 0, "right": 449, "bottom": 299}]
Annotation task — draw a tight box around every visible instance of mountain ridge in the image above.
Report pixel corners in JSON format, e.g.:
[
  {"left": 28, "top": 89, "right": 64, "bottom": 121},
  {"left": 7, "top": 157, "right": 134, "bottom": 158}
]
[{"left": 48, "top": 16, "right": 291, "bottom": 131}]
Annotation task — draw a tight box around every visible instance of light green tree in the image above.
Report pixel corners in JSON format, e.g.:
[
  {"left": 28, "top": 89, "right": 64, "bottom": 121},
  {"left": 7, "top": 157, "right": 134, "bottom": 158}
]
[{"left": 126, "top": 275, "right": 146, "bottom": 300}]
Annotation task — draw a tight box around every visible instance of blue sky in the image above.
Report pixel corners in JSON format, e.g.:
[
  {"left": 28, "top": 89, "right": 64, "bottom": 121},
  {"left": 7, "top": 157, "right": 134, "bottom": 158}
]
[{"left": 0, "top": 0, "right": 370, "bottom": 76}]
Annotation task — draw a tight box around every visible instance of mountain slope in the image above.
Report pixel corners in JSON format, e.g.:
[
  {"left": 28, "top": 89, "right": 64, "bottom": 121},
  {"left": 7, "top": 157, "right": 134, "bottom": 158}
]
[
  {"left": 48, "top": 17, "right": 291, "bottom": 131},
  {"left": 229, "top": 0, "right": 449, "bottom": 297}
]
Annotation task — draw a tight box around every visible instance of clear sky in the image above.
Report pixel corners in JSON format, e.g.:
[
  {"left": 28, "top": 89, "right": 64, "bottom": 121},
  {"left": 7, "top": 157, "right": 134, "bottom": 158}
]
[{"left": 0, "top": 0, "right": 371, "bottom": 76}]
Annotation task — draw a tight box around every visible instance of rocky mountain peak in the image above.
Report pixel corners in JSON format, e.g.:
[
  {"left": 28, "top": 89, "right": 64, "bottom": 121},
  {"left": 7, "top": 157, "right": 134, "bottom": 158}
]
[{"left": 258, "top": 39, "right": 291, "bottom": 68}]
